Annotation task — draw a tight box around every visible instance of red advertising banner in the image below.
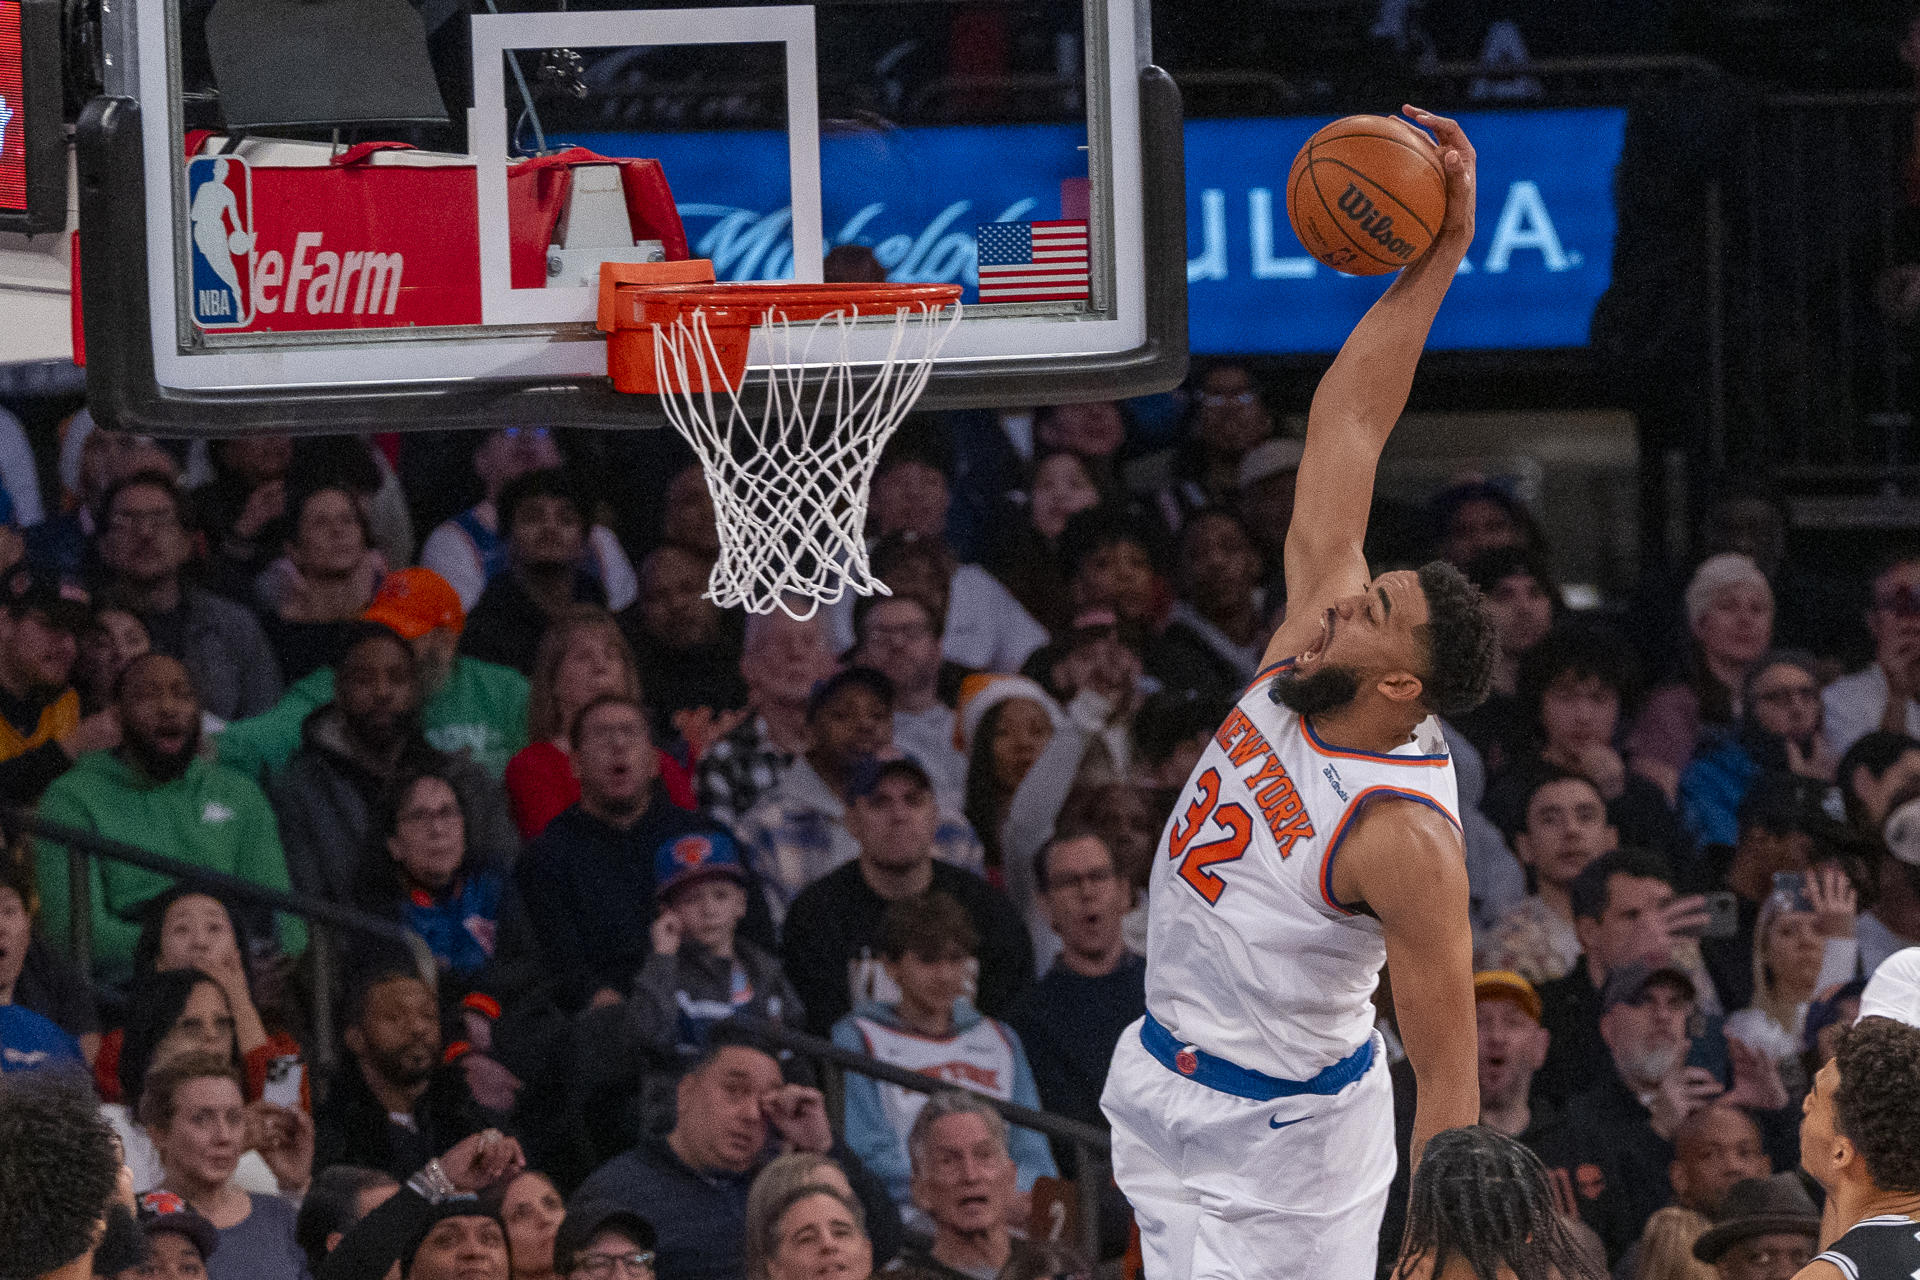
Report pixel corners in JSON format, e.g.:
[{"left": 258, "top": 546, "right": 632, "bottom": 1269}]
[
  {"left": 0, "top": 1, "right": 27, "bottom": 212},
  {"left": 203, "top": 159, "right": 486, "bottom": 332},
  {"left": 185, "top": 149, "right": 687, "bottom": 334}
]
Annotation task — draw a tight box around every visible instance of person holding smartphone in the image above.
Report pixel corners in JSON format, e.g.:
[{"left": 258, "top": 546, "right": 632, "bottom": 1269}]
[{"left": 1724, "top": 867, "right": 1860, "bottom": 1095}]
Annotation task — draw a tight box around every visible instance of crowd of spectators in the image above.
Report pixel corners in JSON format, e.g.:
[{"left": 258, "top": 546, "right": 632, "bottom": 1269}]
[{"left": 0, "top": 368, "right": 1917, "bottom": 1280}]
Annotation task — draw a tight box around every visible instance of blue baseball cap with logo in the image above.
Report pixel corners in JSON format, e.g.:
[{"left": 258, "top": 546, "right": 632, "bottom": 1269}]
[{"left": 654, "top": 830, "right": 749, "bottom": 900}]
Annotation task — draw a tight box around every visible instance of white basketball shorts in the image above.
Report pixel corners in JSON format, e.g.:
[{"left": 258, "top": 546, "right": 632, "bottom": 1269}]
[{"left": 1101, "top": 1019, "right": 1397, "bottom": 1280}]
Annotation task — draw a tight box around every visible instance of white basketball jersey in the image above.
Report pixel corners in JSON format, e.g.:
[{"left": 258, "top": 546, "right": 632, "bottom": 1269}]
[
  {"left": 1143, "top": 664, "right": 1461, "bottom": 1081},
  {"left": 849, "top": 1015, "right": 1020, "bottom": 1150}
]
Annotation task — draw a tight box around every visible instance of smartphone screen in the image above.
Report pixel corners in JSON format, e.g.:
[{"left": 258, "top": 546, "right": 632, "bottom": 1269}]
[
  {"left": 1686, "top": 1017, "right": 1731, "bottom": 1087},
  {"left": 1700, "top": 891, "right": 1741, "bottom": 939},
  {"left": 261, "top": 1055, "right": 303, "bottom": 1110}
]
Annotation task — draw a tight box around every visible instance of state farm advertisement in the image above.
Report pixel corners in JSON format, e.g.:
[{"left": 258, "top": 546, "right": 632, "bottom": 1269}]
[
  {"left": 186, "top": 155, "right": 484, "bottom": 333},
  {"left": 0, "top": 1, "right": 27, "bottom": 212}
]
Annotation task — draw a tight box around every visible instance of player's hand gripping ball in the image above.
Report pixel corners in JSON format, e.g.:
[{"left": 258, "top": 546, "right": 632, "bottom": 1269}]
[
  {"left": 229, "top": 231, "right": 255, "bottom": 256},
  {"left": 1286, "top": 113, "right": 1449, "bottom": 276}
]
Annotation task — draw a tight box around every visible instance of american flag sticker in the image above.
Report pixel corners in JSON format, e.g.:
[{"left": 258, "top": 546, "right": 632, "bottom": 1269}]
[{"left": 975, "top": 220, "right": 1091, "bottom": 303}]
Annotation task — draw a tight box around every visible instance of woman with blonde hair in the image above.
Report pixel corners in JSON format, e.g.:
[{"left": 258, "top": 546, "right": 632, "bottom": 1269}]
[
  {"left": 1725, "top": 864, "right": 1860, "bottom": 1094},
  {"left": 503, "top": 604, "right": 694, "bottom": 839},
  {"left": 1632, "top": 1207, "right": 1716, "bottom": 1280}
]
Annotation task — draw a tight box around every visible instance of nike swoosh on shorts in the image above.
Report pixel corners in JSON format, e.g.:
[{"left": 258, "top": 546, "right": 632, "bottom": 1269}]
[{"left": 1269, "top": 1115, "right": 1307, "bottom": 1130}]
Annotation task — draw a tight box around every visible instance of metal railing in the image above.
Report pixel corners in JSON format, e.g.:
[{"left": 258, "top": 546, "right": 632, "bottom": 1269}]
[
  {"left": 730, "top": 1015, "right": 1113, "bottom": 1266},
  {"left": 10, "top": 810, "right": 437, "bottom": 1074}
]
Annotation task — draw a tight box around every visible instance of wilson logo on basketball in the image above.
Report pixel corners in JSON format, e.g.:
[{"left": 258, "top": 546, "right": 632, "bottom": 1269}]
[{"left": 1334, "top": 185, "right": 1417, "bottom": 262}]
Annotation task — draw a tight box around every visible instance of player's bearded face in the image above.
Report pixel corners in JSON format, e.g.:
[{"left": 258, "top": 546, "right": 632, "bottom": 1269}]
[{"left": 1268, "top": 664, "right": 1362, "bottom": 716}]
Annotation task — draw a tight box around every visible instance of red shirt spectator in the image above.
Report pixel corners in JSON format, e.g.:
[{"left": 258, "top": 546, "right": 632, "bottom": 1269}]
[{"left": 503, "top": 605, "right": 694, "bottom": 839}]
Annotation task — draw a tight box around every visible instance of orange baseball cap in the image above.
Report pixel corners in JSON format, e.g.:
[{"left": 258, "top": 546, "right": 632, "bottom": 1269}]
[
  {"left": 1473, "top": 970, "right": 1543, "bottom": 1023},
  {"left": 362, "top": 567, "right": 465, "bottom": 639}
]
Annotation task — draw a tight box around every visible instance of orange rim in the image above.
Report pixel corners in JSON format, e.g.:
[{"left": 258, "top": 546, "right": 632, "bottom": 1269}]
[{"left": 618, "top": 281, "right": 962, "bottom": 327}]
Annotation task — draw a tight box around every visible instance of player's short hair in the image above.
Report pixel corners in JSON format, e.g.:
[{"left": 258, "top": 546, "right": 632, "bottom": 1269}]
[
  {"left": 1568, "top": 847, "right": 1673, "bottom": 923},
  {"left": 879, "top": 891, "right": 978, "bottom": 961},
  {"left": 0, "top": 1072, "right": 124, "bottom": 1280},
  {"left": 1413, "top": 560, "right": 1497, "bottom": 718},
  {"left": 1833, "top": 1017, "right": 1920, "bottom": 1192},
  {"left": 907, "top": 1090, "right": 1010, "bottom": 1174}
]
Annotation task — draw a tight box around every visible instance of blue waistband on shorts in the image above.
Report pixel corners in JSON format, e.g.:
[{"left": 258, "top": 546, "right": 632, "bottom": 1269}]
[{"left": 1139, "top": 1011, "right": 1374, "bottom": 1102}]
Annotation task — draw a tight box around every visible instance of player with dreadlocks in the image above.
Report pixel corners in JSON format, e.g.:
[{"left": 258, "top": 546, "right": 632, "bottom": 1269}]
[{"left": 1395, "top": 1126, "right": 1605, "bottom": 1280}]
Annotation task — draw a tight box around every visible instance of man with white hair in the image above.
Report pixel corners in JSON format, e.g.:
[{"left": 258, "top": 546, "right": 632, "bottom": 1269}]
[
  {"left": 695, "top": 608, "right": 838, "bottom": 830},
  {"left": 893, "top": 1091, "right": 1088, "bottom": 1280}
]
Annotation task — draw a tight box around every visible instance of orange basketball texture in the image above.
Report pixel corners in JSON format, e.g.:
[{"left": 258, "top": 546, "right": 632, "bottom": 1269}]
[{"left": 1286, "top": 116, "right": 1448, "bottom": 276}]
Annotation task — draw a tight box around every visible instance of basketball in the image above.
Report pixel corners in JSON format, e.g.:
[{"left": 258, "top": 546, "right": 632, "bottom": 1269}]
[{"left": 1286, "top": 114, "right": 1448, "bottom": 276}]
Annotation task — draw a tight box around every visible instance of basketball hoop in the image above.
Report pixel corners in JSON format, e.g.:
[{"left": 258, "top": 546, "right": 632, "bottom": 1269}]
[{"left": 600, "top": 271, "right": 963, "bottom": 618}]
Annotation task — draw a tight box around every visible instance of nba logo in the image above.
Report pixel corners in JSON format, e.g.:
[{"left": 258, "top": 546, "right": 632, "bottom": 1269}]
[{"left": 186, "top": 155, "right": 255, "bottom": 329}]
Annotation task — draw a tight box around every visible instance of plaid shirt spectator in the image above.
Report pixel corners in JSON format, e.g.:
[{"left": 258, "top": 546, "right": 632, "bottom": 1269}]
[
  {"left": 734, "top": 755, "right": 984, "bottom": 926},
  {"left": 695, "top": 715, "right": 796, "bottom": 832}
]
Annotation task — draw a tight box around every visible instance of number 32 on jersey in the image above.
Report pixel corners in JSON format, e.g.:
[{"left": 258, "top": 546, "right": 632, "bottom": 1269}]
[{"left": 1167, "top": 768, "right": 1252, "bottom": 905}]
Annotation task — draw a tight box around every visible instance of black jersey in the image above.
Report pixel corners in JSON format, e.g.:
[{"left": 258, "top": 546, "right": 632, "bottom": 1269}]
[{"left": 1815, "top": 1215, "right": 1920, "bottom": 1279}]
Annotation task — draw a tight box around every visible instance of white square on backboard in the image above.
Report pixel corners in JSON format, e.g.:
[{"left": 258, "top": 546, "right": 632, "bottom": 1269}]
[{"left": 470, "top": 5, "right": 824, "bottom": 327}]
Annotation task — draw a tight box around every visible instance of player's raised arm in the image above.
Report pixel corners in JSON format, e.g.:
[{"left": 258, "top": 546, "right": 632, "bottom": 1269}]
[
  {"left": 1333, "top": 798, "right": 1479, "bottom": 1177},
  {"left": 1273, "top": 107, "right": 1477, "bottom": 650}
]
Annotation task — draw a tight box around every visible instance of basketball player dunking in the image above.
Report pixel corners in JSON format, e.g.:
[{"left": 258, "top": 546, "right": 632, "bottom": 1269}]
[{"left": 1102, "top": 107, "right": 1496, "bottom": 1279}]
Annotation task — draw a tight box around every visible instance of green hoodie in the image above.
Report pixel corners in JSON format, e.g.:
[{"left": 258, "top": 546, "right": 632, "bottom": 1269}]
[
  {"left": 215, "top": 655, "right": 530, "bottom": 781},
  {"left": 34, "top": 751, "right": 307, "bottom": 981}
]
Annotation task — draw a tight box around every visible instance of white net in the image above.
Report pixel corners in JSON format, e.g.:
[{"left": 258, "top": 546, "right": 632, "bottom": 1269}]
[{"left": 650, "top": 297, "right": 963, "bottom": 618}]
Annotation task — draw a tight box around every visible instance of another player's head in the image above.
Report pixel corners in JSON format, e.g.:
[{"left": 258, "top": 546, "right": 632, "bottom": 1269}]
[
  {"left": 1268, "top": 560, "right": 1496, "bottom": 726},
  {"left": 0, "top": 1071, "right": 128, "bottom": 1280},
  {"left": 1396, "top": 1126, "right": 1603, "bottom": 1280},
  {"left": 1799, "top": 1016, "right": 1920, "bottom": 1201}
]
